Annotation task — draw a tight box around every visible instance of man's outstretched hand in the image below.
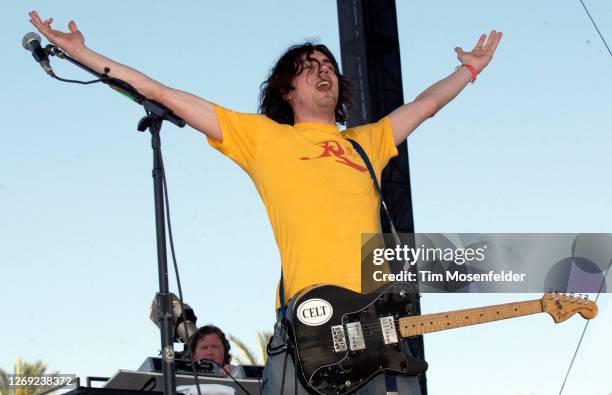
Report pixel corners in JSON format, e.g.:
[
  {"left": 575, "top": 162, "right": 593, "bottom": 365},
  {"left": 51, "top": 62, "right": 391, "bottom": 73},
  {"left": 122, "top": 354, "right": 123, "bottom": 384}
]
[
  {"left": 28, "top": 10, "right": 85, "bottom": 56},
  {"left": 455, "top": 30, "right": 503, "bottom": 74}
]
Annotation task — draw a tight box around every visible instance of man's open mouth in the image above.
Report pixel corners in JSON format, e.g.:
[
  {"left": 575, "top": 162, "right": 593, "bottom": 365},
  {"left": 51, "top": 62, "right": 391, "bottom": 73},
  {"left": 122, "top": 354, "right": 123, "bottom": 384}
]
[{"left": 316, "top": 80, "right": 332, "bottom": 91}]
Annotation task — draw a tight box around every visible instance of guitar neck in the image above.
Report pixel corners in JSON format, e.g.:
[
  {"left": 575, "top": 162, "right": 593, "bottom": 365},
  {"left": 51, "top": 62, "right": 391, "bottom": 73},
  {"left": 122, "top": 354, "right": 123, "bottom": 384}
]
[{"left": 398, "top": 299, "right": 543, "bottom": 338}]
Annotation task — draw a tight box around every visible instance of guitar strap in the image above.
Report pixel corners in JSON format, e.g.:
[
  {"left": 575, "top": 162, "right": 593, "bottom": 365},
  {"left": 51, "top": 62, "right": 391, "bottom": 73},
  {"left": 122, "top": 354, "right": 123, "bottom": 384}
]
[
  {"left": 279, "top": 268, "right": 287, "bottom": 319},
  {"left": 346, "top": 138, "right": 402, "bottom": 246}
]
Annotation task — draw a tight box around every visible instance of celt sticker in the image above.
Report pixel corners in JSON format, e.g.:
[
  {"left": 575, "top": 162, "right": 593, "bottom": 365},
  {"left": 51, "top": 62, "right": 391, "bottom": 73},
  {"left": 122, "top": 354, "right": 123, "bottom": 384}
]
[{"left": 296, "top": 299, "right": 333, "bottom": 326}]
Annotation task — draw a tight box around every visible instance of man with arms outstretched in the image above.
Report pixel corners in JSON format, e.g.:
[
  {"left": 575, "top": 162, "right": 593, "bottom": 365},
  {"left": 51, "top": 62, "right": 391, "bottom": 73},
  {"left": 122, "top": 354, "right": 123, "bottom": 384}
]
[{"left": 29, "top": 10, "right": 502, "bottom": 394}]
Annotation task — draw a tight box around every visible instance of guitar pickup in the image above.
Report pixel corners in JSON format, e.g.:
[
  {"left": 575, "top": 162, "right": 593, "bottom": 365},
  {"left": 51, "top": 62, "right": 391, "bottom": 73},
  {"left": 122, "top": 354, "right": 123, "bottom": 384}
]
[
  {"left": 345, "top": 322, "right": 366, "bottom": 351},
  {"left": 331, "top": 325, "right": 348, "bottom": 352},
  {"left": 380, "top": 316, "right": 399, "bottom": 345}
]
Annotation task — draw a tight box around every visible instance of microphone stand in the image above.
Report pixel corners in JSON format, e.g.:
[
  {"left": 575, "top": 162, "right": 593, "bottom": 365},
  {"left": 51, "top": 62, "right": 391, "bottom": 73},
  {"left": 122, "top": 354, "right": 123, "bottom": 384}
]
[{"left": 46, "top": 45, "right": 184, "bottom": 395}]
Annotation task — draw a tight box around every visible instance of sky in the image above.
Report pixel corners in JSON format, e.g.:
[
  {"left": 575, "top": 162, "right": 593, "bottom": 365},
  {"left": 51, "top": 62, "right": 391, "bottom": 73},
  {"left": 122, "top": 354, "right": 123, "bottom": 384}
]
[{"left": 1, "top": 1, "right": 611, "bottom": 394}]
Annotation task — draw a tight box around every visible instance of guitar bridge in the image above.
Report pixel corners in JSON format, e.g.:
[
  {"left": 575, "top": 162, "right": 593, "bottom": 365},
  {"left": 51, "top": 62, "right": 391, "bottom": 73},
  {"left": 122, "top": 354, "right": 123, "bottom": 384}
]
[
  {"left": 331, "top": 325, "right": 348, "bottom": 352},
  {"left": 380, "top": 316, "right": 399, "bottom": 345}
]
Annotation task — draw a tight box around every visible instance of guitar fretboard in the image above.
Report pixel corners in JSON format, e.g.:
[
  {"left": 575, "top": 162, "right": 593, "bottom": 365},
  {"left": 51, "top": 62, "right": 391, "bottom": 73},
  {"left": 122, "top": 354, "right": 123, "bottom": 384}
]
[{"left": 398, "top": 299, "right": 543, "bottom": 337}]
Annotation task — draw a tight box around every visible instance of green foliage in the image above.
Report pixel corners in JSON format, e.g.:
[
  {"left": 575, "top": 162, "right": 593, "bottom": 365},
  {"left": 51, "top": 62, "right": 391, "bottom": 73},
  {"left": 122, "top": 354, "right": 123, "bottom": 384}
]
[
  {"left": 229, "top": 330, "right": 273, "bottom": 365},
  {"left": 0, "top": 358, "right": 58, "bottom": 395}
]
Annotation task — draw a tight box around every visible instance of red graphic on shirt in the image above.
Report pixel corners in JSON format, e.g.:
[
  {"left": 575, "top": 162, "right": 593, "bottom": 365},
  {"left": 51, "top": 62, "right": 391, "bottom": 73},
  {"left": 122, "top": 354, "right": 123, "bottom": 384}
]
[{"left": 300, "top": 140, "right": 367, "bottom": 172}]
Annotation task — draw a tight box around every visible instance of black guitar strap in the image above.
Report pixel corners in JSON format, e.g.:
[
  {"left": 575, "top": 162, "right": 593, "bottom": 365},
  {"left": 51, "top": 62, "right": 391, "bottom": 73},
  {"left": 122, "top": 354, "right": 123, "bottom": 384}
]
[
  {"left": 347, "top": 139, "right": 402, "bottom": 245},
  {"left": 279, "top": 268, "right": 287, "bottom": 318}
]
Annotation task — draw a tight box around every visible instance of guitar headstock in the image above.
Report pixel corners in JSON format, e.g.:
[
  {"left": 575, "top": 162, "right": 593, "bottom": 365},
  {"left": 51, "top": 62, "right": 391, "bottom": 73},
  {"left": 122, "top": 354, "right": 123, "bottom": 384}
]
[{"left": 541, "top": 292, "right": 598, "bottom": 323}]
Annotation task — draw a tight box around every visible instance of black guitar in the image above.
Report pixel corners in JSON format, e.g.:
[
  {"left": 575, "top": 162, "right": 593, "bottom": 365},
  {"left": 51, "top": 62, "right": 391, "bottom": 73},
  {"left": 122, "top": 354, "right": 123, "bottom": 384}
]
[{"left": 287, "top": 282, "right": 598, "bottom": 395}]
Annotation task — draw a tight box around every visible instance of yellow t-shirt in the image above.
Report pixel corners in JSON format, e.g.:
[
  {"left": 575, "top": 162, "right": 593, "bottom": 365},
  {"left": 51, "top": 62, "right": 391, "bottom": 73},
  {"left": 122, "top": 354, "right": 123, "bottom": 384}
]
[{"left": 208, "top": 105, "right": 398, "bottom": 307}]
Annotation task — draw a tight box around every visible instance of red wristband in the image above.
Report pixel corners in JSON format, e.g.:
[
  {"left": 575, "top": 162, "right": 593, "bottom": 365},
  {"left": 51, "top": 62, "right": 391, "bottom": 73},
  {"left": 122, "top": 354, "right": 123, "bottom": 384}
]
[{"left": 457, "top": 64, "right": 477, "bottom": 83}]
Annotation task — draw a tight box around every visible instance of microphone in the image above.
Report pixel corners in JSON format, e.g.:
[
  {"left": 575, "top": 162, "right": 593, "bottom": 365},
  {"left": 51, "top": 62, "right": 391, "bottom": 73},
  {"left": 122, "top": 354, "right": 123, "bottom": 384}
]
[{"left": 22, "top": 32, "right": 55, "bottom": 77}]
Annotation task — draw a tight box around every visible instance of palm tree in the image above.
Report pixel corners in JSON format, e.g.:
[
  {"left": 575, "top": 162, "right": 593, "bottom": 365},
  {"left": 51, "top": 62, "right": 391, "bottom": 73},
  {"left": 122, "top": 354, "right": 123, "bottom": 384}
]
[
  {"left": 0, "top": 368, "right": 8, "bottom": 395},
  {"left": 0, "top": 358, "right": 57, "bottom": 395},
  {"left": 229, "top": 330, "right": 273, "bottom": 365}
]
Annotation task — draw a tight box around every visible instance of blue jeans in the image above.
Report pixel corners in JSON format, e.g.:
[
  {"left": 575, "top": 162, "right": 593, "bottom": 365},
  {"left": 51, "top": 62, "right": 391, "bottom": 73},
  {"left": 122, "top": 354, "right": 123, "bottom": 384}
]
[{"left": 261, "top": 313, "right": 422, "bottom": 394}]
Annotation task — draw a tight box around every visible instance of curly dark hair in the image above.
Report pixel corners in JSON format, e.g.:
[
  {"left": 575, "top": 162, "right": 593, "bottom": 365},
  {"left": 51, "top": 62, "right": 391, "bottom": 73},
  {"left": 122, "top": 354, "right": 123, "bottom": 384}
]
[
  {"left": 189, "top": 325, "right": 232, "bottom": 366},
  {"left": 258, "top": 42, "right": 352, "bottom": 125}
]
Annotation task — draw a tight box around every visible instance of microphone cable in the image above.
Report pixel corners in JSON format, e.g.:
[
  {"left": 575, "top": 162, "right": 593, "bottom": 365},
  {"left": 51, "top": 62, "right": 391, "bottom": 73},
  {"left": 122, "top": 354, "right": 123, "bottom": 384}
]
[
  {"left": 200, "top": 359, "right": 253, "bottom": 395},
  {"left": 147, "top": 108, "right": 203, "bottom": 395}
]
